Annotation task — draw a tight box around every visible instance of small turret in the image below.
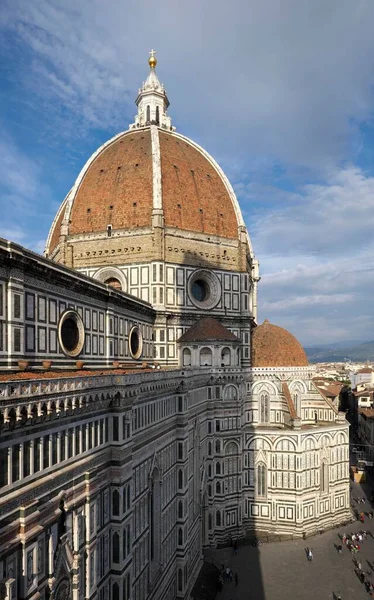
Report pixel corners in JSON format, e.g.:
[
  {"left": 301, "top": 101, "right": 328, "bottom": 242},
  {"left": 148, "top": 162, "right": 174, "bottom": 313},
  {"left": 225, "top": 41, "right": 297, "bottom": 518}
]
[{"left": 130, "top": 50, "right": 175, "bottom": 130}]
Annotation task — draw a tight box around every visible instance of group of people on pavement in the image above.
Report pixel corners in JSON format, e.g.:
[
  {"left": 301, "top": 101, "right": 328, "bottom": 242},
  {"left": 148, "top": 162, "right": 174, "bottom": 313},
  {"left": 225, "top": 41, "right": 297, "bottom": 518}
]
[{"left": 218, "top": 565, "right": 238, "bottom": 592}]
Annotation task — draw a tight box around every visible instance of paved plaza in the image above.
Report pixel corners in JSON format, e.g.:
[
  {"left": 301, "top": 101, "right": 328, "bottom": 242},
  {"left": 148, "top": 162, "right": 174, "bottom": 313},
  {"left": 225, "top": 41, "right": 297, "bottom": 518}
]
[{"left": 206, "top": 478, "right": 374, "bottom": 600}]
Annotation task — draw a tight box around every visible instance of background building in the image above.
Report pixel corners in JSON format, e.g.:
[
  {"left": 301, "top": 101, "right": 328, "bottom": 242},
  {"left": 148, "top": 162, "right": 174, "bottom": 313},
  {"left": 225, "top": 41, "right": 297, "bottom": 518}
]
[{"left": 0, "top": 55, "right": 350, "bottom": 600}]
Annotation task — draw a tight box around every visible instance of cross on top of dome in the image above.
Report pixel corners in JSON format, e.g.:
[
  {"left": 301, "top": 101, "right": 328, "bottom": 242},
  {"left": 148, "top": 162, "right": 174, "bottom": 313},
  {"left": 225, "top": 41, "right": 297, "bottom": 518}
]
[
  {"left": 149, "top": 49, "right": 157, "bottom": 69},
  {"left": 130, "top": 51, "right": 175, "bottom": 131}
]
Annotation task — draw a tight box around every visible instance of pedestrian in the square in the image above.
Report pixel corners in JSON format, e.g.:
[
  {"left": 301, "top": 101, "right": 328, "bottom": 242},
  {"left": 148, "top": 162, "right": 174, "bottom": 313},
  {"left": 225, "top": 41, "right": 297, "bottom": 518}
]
[
  {"left": 229, "top": 569, "right": 233, "bottom": 582},
  {"left": 342, "top": 533, "right": 347, "bottom": 544},
  {"left": 308, "top": 548, "right": 313, "bottom": 561},
  {"left": 357, "top": 560, "right": 362, "bottom": 572}
]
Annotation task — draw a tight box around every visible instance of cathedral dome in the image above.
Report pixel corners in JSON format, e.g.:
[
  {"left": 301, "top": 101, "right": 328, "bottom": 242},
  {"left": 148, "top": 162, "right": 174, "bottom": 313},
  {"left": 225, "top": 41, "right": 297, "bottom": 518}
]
[
  {"left": 251, "top": 319, "right": 308, "bottom": 367},
  {"left": 46, "top": 127, "right": 241, "bottom": 255},
  {"left": 45, "top": 53, "right": 248, "bottom": 258}
]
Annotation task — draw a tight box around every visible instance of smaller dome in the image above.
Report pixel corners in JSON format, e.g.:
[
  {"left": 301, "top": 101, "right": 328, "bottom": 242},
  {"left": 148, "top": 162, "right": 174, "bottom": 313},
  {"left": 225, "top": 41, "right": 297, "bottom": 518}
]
[{"left": 252, "top": 319, "right": 308, "bottom": 367}]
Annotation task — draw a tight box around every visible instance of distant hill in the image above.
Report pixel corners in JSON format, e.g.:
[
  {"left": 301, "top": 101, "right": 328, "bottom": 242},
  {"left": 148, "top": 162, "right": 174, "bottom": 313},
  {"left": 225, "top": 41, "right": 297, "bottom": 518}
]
[{"left": 305, "top": 340, "right": 374, "bottom": 363}]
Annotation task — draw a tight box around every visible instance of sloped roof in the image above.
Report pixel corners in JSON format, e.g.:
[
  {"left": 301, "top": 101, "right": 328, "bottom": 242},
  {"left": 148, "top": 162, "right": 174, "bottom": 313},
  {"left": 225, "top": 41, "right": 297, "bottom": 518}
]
[
  {"left": 177, "top": 317, "right": 239, "bottom": 343},
  {"left": 282, "top": 382, "right": 297, "bottom": 419}
]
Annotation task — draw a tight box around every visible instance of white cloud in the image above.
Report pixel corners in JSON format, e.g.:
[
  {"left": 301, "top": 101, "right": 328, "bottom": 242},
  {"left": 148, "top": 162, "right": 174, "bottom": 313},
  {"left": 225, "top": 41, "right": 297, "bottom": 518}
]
[
  {"left": 3, "top": 0, "right": 374, "bottom": 167},
  {"left": 0, "top": 133, "right": 53, "bottom": 250},
  {"left": 1, "top": 0, "right": 374, "bottom": 345}
]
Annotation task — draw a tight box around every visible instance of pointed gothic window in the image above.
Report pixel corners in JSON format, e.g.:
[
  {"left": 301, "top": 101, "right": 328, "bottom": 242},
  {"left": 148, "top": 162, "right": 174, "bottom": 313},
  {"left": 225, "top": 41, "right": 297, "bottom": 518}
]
[
  {"left": 112, "top": 532, "right": 120, "bottom": 563},
  {"left": 112, "top": 582, "right": 119, "bottom": 600},
  {"left": 156, "top": 106, "right": 160, "bottom": 125},
  {"left": 112, "top": 489, "right": 120, "bottom": 516},
  {"left": 256, "top": 463, "right": 266, "bottom": 497},
  {"left": 321, "top": 461, "right": 329, "bottom": 494},
  {"left": 146, "top": 105, "right": 150, "bottom": 123},
  {"left": 259, "top": 393, "right": 270, "bottom": 423}
]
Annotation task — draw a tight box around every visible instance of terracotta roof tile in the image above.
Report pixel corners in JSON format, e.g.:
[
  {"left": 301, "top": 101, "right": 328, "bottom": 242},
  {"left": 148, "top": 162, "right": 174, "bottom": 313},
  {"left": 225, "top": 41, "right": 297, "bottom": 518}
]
[{"left": 251, "top": 319, "right": 308, "bottom": 367}]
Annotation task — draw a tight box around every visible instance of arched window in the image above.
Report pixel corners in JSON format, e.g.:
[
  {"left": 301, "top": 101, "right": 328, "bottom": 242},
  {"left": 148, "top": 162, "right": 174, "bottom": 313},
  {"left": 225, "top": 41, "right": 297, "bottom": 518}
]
[
  {"left": 256, "top": 463, "right": 266, "bottom": 497},
  {"left": 215, "top": 440, "right": 220, "bottom": 454},
  {"left": 112, "top": 582, "right": 119, "bottom": 600},
  {"left": 224, "top": 385, "right": 238, "bottom": 401},
  {"left": 259, "top": 393, "right": 270, "bottom": 423},
  {"left": 216, "top": 481, "right": 221, "bottom": 494},
  {"left": 208, "top": 442, "right": 212, "bottom": 456},
  {"left": 200, "top": 347, "right": 212, "bottom": 366},
  {"left": 156, "top": 105, "right": 160, "bottom": 125},
  {"left": 178, "top": 568, "right": 183, "bottom": 591},
  {"left": 321, "top": 461, "right": 329, "bottom": 493},
  {"left": 208, "top": 484, "right": 212, "bottom": 497},
  {"left": 221, "top": 347, "right": 231, "bottom": 366},
  {"left": 178, "top": 469, "right": 183, "bottom": 489},
  {"left": 208, "top": 513, "right": 213, "bottom": 529},
  {"left": 216, "top": 510, "right": 221, "bottom": 526},
  {"left": 314, "top": 411, "right": 318, "bottom": 423},
  {"left": 183, "top": 348, "right": 191, "bottom": 367},
  {"left": 236, "top": 348, "right": 240, "bottom": 366},
  {"left": 112, "top": 489, "right": 120, "bottom": 516},
  {"left": 216, "top": 462, "right": 221, "bottom": 475},
  {"left": 178, "top": 500, "right": 183, "bottom": 519},
  {"left": 112, "top": 532, "right": 120, "bottom": 563},
  {"left": 178, "top": 527, "right": 183, "bottom": 545},
  {"left": 150, "top": 468, "right": 161, "bottom": 564},
  {"left": 146, "top": 105, "right": 150, "bottom": 123}
]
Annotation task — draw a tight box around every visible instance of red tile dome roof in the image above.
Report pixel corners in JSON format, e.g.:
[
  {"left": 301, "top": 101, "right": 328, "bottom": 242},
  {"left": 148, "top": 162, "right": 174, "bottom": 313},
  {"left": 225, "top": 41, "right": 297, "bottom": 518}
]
[
  {"left": 251, "top": 320, "right": 308, "bottom": 367},
  {"left": 178, "top": 317, "right": 239, "bottom": 343},
  {"left": 46, "top": 128, "right": 241, "bottom": 255}
]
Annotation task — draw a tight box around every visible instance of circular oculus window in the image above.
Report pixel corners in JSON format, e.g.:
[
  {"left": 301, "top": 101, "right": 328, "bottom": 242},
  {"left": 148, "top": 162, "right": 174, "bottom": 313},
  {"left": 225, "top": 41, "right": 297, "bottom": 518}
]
[
  {"left": 129, "top": 326, "right": 143, "bottom": 359},
  {"left": 58, "top": 310, "right": 85, "bottom": 357},
  {"left": 188, "top": 269, "right": 221, "bottom": 310}
]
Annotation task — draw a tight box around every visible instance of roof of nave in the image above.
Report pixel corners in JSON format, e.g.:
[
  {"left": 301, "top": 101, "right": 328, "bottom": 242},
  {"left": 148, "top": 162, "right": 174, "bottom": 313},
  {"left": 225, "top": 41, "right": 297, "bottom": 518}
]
[
  {"left": 177, "top": 317, "right": 239, "bottom": 343},
  {"left": 251, "top": 319, "right": 308, "bottom": 368},
  {"left": 0, "top": 368, "right": 159, "bottom": 383}
]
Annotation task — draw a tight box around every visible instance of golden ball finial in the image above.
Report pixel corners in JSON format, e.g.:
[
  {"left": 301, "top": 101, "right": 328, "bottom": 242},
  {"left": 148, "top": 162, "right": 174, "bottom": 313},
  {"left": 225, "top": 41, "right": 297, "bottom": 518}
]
[{"left": 148, "top": 49, "right": 157, "bottom": 69}]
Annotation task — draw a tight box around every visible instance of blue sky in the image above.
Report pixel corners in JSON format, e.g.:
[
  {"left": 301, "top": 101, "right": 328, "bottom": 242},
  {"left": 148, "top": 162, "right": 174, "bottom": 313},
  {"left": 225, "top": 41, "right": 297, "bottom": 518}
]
[{"left": 1, "top": 0, "right": 374, "bottom": 346}]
